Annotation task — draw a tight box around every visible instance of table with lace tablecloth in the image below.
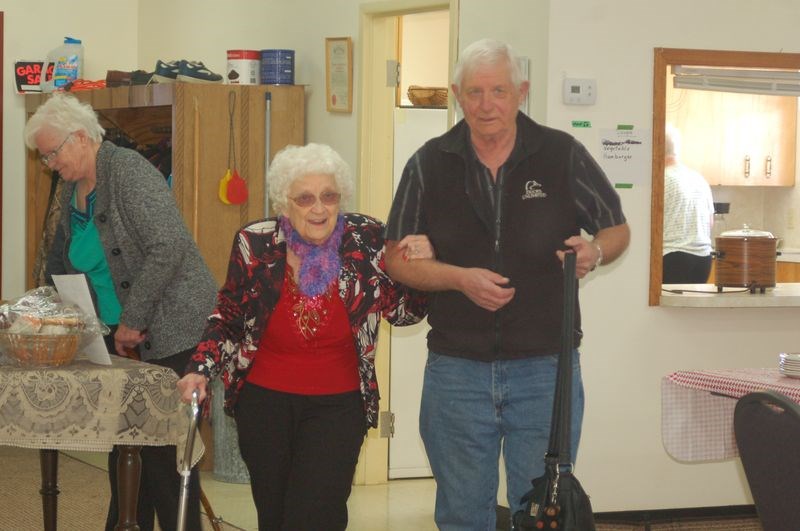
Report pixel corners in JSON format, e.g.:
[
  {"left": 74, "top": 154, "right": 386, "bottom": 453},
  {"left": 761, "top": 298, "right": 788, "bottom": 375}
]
[
  {"left": 661, "top": 367, "right": 800, "bottom": 462},
  {"left": 0, "top": 355, "right": 203, "bottom": 531}
]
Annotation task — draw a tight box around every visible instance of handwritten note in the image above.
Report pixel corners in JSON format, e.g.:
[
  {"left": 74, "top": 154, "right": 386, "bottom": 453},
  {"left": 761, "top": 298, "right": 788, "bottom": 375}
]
[{"left": 598, "top": 128, "right": 651, "bottom": 186}]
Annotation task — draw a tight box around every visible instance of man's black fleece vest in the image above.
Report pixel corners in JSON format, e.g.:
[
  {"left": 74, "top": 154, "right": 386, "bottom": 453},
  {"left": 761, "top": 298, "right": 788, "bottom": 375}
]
[{"left": 420, "top": 115, "right": 582, "bottom": 361}]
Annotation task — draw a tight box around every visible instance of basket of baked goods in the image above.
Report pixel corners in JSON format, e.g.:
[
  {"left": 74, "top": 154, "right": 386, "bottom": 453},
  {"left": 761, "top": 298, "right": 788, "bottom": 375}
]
[
  {"left": 0, "top": 287, "right": 104, "bottom": 367},
  {"left": 407, "top": 85, "right": 448, "bottom": 107}
]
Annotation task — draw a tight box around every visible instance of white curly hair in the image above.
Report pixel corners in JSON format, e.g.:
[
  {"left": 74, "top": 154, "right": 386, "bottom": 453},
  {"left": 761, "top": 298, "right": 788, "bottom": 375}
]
[
  {"left": 24, "top": 93, "right": 105, "bottom": 149},
  {"left": 268, "top": 143, "right": 354, "bottom": 215}
]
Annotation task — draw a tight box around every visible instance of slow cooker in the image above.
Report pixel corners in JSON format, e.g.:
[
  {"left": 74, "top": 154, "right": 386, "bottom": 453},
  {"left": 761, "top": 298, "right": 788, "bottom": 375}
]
[{"left": 714, "top": 225, "right": 779, "bottom": 293}]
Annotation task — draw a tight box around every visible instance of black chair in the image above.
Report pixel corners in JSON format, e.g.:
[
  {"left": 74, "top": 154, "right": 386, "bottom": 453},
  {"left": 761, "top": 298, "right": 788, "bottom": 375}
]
[{"left": 734, "top": 390, "right": 800, "bottom": 531}]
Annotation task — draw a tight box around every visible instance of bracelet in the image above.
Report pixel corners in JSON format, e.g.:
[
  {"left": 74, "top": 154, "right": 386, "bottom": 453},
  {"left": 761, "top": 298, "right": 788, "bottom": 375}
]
[{"left": 591, "top": 241, "right": 603, "bottom": 271}]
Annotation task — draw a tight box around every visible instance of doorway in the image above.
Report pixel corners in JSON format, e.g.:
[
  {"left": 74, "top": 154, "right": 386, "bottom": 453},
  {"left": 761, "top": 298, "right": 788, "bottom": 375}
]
[{"left": 355, "top": 0, "right": 455, "bottom": 484}]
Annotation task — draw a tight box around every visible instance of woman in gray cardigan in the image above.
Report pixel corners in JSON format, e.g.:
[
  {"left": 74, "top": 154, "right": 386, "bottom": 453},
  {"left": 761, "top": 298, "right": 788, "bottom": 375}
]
[{"left": 24, "top": 93, "right": 217, "bottom": 531}]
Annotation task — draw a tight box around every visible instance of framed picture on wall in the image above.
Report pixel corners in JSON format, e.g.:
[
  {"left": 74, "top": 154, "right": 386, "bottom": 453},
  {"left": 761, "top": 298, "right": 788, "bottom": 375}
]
[{"left": 325, "top": 37, "right": 353, "bottom": 113}]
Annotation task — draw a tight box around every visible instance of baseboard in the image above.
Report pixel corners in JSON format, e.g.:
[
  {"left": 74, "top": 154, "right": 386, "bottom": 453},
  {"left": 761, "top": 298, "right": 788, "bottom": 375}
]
[
  {"left": 495, "top": 504, "right": 757, "bottom": 530},
  {"left": 592, "top": 504, "right": 757, "bottom": 524}
]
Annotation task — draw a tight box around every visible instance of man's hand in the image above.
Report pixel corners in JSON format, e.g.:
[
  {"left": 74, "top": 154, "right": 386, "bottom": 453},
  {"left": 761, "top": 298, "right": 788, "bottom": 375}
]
[
  {"left": 458, "top": 268, "right": 516, "bottom": 311},
  {"left": 386, "top": 239, "right": 515, "bottom": 311},
  {"left": 557, "top": 236, "right": 598, "bottom": 279},
  {"left": 557, "top": 224, "right": 631, "bottom": 279}
]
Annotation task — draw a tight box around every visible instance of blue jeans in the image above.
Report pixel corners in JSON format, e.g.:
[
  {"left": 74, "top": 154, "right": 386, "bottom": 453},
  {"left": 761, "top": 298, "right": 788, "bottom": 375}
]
[{"left": 419, "top": 351, "right": 584, "bottom": 531}]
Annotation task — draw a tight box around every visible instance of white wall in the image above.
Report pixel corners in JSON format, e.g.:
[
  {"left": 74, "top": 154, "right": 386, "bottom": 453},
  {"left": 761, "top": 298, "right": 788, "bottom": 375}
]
[
  {"left": 3, "top": 0, "right": 386, "bottom": 297},
  {"left": 137, "top": 0, "right": 373, "bottom": 183},
  {"left": 1, "top": 0, "right": 139, "bottom": 298},
  {"left": 459, "top": 0, "right": 550, "bottom": 122},
  {"left": 5, "top": 0, "right": 800, "bottom": 514},
  {"left": 540, "top": 0, "right": 800, "bottom": 512},
  {"left": 457, "top": 2, "right": 551, "bottom": 508}
]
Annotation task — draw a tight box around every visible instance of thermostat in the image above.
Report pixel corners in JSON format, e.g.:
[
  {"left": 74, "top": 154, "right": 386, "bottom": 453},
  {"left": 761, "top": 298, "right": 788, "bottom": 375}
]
[{"left": 563, "top": 78, "right": 597, "bottom": 105}]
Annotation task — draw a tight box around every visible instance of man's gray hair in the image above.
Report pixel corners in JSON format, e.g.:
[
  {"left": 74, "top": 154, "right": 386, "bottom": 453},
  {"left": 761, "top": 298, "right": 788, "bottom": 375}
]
[
  {"left": 24, "top": 93, "right": 105, "bottom": 149},
  {"left": 664, "top": 123, "right": 682, "bottom": 159},
  {"left": 452, "top": 38, "right": 524, "bottom": 89},
  {"left": 268, "top": 143, "right": 354, "bottom": 216}
]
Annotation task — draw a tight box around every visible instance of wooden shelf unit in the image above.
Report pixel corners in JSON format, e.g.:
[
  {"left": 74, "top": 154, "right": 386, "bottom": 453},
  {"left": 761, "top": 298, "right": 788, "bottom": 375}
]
[{"left": 25, "top": 83, "right": 305, "bottom": 289}]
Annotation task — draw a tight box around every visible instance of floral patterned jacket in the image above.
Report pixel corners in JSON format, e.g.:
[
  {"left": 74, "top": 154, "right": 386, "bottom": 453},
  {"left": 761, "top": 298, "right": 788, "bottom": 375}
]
[{"left": 187, "top": 213, "right": 427, "bottom": 428}]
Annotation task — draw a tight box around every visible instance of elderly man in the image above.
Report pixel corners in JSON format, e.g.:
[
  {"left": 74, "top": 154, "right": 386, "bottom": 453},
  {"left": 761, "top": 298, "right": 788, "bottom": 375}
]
[
  {"left": 385, "top": 38, "right": 630, "bottom": 530},
  {"left": 662, "top": 123, "right": 715, "bottom": 284}
]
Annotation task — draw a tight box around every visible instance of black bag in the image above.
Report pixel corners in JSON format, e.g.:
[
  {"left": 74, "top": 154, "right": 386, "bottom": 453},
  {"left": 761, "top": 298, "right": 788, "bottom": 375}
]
[
  {"left": 514, "top": 466, "right": 595, "bottom": 530},
  {"left": 513, "top": 252, "right": 596, "bottom": 531}
]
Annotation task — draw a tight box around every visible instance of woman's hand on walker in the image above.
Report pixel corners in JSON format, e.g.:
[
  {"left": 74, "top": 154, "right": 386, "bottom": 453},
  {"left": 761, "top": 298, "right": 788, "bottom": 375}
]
[{"left": 177, "top": 373, "right": 209, "bottom": 404}]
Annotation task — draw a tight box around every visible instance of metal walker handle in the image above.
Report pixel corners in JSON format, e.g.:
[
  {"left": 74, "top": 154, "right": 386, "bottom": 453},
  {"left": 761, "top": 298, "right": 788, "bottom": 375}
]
[{"left": 177, "top": 390, "right": 200, "bottom": 531}]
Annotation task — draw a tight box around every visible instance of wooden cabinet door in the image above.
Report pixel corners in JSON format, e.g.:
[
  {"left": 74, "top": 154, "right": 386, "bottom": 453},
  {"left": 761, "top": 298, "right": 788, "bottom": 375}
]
[
  {"left": 777, "top": 261, "right": 800, "bottom": 282},
  {"left": 172, "top": 84, "right": 305, "bottom": 286},
  {"left": 746, "top": 94, "right": 797, "bottom": 186},
  {"left": 666, "top": 84, "right": 726, "bottom": 185},
  {"left": 666, "top": 83, "right": 797, "bottom": 187}
]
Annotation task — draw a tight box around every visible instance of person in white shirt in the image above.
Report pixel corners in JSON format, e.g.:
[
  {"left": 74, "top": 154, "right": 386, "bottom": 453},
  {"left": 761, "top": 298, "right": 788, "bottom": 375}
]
[{"left": 662, "top": 123, "right": 715, "bottom": 284}]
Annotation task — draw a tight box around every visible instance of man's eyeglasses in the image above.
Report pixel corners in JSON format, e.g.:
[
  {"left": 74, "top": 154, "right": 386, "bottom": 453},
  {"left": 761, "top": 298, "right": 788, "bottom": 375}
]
[
  {"left": 290, "top": 191, "right": 341, "bottom": 208},
  {"left": 40, "top": 133, "right": 73, "bottom": 166}
]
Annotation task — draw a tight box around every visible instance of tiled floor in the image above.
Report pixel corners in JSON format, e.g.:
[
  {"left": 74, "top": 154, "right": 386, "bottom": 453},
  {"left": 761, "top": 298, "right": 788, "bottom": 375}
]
[
  {"left": 69, "top": 451, "right": 438, "bottom": 531},
  {"left": 201, "top": 471, "right": 438, "bottom": 531}
]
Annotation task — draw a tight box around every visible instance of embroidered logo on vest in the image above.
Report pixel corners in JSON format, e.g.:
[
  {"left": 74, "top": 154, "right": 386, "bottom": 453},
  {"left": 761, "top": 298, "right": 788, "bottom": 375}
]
[{"left": 522, "top": 180, "right": 547, "bottom": 200}]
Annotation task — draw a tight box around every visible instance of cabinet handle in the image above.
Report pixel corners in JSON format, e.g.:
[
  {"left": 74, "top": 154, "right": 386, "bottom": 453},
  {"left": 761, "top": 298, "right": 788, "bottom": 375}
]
[
  {"left": 744, "top": 155, "right": 750, "bottom": 178},
  {"left": 765, "top": 155, "right": 772, "bottom": 178}
]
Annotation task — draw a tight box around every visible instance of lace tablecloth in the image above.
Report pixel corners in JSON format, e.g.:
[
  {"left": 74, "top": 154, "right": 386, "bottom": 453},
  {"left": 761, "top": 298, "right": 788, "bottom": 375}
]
[
  {"left": 661, "top": 368, "right": 800, "bottom": 462},
  {"left": 0, "top": 355, "right": 202, "bottom": 464}
]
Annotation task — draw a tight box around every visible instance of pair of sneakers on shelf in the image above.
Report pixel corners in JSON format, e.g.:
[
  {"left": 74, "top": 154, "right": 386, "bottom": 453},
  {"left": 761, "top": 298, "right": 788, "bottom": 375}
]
[{"left": 153, "top": 60, "right": 223, "bottom": 83}]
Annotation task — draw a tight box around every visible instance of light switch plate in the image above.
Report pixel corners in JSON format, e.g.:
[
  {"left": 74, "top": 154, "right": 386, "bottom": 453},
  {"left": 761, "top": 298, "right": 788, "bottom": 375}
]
[{"left": 563, "top": 78, "right": 597, "bottom": 105}]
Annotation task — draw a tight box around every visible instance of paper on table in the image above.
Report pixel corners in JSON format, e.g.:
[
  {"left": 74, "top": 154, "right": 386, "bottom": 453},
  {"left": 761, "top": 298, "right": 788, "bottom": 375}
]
[{"left": 52, "top": 274, "right": 112, "bottom": 365}]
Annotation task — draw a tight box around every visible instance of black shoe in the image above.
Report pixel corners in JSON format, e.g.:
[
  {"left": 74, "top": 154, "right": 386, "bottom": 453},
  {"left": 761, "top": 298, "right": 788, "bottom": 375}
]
[
  {"left": 131, "top": 70, "right": 153, "bottom": 85},
  {"left": 152, "top": 60, "right": 179, "bottom": 83}
]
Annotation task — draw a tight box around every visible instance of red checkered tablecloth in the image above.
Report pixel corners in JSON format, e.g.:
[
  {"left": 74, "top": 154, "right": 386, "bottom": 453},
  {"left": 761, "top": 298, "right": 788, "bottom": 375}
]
[{"left": 661, "top": 368, "right": 800, "bottom": 462}]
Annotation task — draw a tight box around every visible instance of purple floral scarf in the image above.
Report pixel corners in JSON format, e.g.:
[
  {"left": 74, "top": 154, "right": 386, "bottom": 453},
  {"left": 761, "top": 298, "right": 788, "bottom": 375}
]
[{"left": 279, "top": 215, "right": 344, "bottom": 297}]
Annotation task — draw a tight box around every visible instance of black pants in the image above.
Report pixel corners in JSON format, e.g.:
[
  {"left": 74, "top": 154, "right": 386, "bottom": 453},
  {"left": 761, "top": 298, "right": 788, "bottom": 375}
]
[
  {"left": 103, "top": 340, "right": 202, "bottom": 531},
  {"left": 663, "top": 251, "right": 712, "bottom": 284},
  {"left": 235, "top": 383, "right": 367, "bottom": 531}
]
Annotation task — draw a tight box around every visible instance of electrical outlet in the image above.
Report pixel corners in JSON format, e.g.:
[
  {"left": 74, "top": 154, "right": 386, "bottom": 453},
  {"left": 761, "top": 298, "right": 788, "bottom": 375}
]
[{"left": 788, "top": 208, "right": 796, "bottom": 230}]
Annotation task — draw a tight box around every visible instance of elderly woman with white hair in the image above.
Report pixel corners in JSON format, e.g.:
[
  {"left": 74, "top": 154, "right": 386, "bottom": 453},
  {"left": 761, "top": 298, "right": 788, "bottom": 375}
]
[
  {"left": 178, "top": 142, "right": 430, "bottom": 531},
  {"left": 24, "top": 93, "right": 217, "bottom": 531}
]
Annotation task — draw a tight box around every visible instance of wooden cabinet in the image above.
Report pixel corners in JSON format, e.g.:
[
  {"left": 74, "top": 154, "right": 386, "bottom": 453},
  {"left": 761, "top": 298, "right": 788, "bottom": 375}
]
[
  {"left": 777, "top": 261, "right": 800, "bottom": 282},
  {"left": 665, "top": 83, "right": 797, "bottom": 186},
  {"left": 25, "top": 83, "right": 305, "bottom": 289}
]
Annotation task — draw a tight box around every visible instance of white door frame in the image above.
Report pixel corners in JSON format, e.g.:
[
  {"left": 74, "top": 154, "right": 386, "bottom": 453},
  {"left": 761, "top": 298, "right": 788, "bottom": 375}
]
[{"left": 354, "top": 0, "right": 458, "bottom": 485}]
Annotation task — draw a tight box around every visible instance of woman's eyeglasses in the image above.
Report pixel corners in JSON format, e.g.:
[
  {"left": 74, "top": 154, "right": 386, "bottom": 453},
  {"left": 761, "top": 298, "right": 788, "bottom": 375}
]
[
  {"left": 41, "top": 133, "right": 73, "bottom": 166},
  {"left": 290, "top": 191, "right": 341, "bottom": 208}
]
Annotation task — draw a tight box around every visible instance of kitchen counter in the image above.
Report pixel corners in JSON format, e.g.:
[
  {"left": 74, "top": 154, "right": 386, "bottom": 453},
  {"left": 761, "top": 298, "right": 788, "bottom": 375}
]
[{"left": 660, "top": 282, "right": 800, "bottom": 307}]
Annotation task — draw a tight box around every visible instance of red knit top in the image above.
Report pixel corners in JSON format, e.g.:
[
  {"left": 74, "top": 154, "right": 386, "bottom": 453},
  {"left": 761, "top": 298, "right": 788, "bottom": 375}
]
[{"left": 245, "top": 267, "right": 360, "bottom": 395}]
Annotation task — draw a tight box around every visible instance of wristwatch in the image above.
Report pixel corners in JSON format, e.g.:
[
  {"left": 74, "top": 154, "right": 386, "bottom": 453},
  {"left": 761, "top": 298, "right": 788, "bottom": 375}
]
[{"left": 591, "top": 241, "right": 603, "bottom": 271}]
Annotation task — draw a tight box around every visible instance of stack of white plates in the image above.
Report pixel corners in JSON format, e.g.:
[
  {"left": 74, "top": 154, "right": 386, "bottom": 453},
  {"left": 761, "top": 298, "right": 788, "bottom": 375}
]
[{"left": 779, "top": 352, "right": 800, "bottom": 378}]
